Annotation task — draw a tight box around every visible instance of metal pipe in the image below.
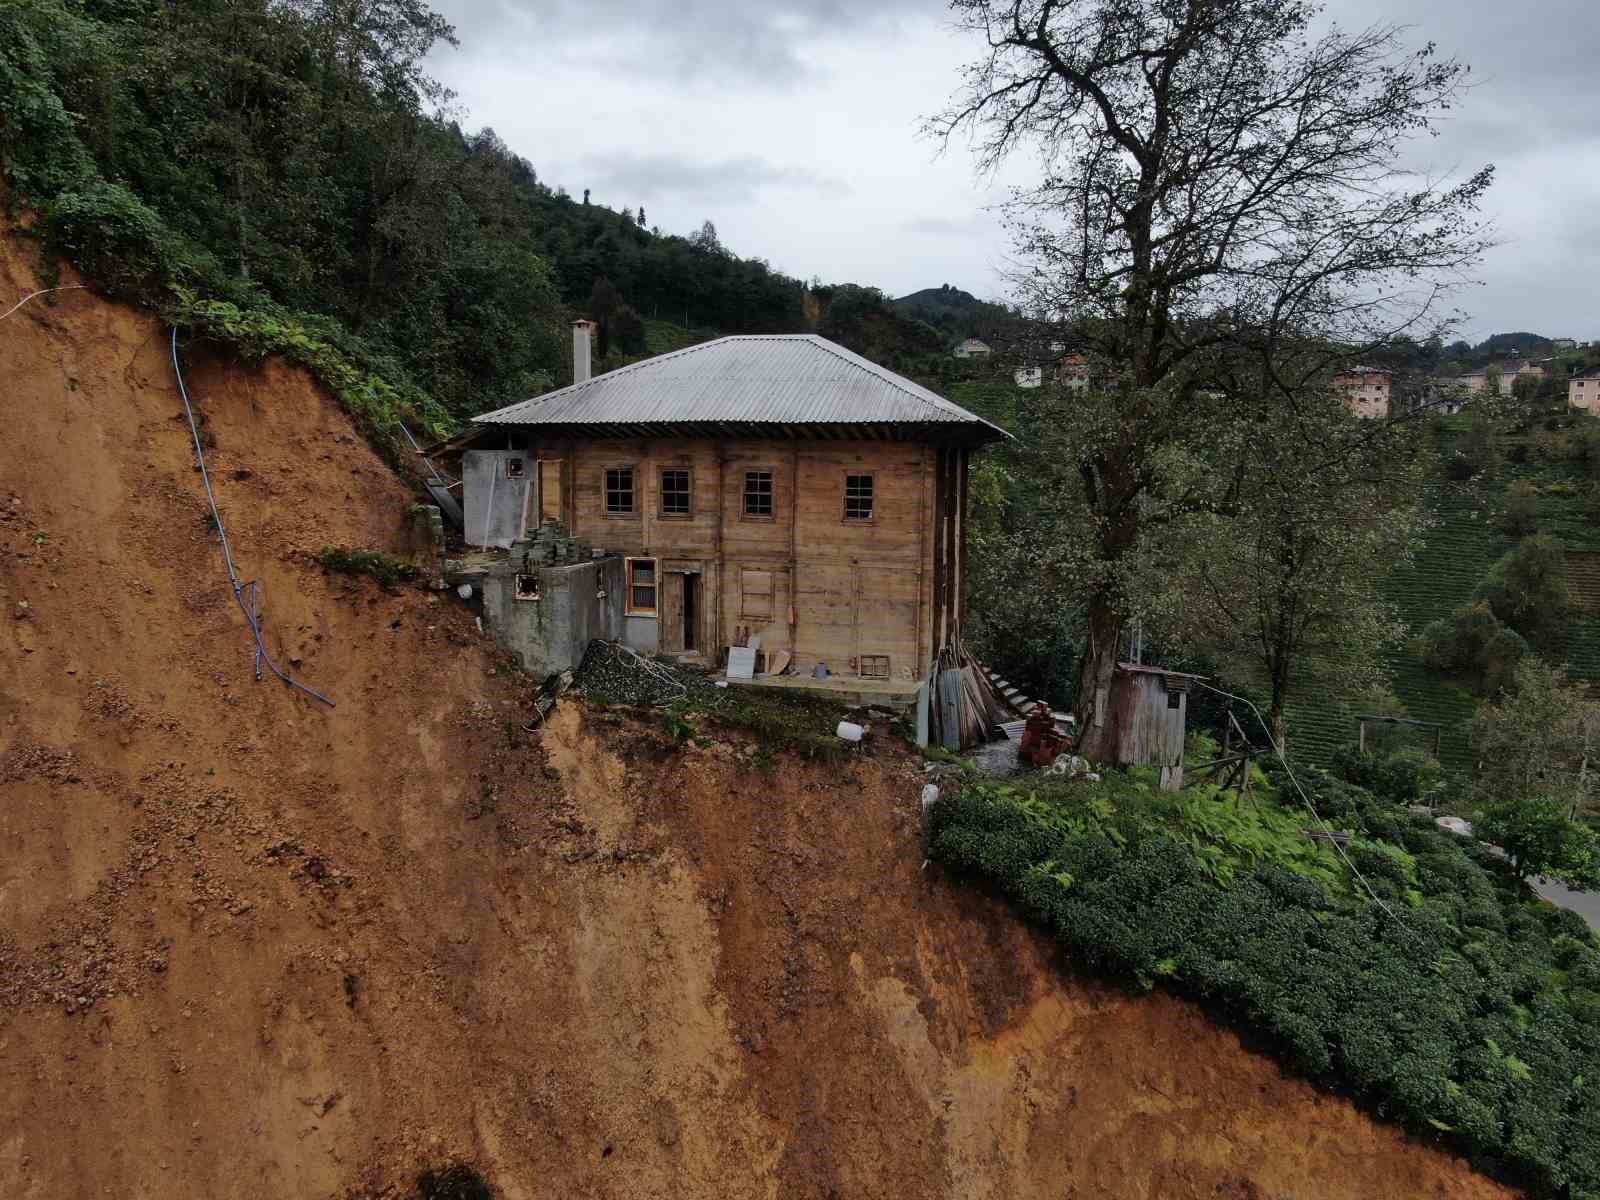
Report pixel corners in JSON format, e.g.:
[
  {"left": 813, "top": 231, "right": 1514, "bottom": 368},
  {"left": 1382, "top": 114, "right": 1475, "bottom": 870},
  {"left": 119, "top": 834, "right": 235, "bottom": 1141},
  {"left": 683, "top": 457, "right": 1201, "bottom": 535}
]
[{"left": 171, "top": 329, "right": 335, "bottom": 708}]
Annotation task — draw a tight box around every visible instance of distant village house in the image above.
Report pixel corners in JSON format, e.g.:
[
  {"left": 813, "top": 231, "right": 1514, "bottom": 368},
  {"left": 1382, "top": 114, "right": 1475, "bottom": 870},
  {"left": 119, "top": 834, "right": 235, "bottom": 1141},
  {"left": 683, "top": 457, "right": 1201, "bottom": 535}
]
[
  {"left": 1458, "top": 359, "right": 1545, "bottom": 397},
  {"left": 1057, "top": 353, "right": 1091, "bottom": 392},
  {"left": 1332, "top": 366, "right": 1392, "bottom": 419},
  {"left": 951, "top": 337, "right": 992, "bottom": 359},
  {"left": 1571, "top": 366, "right": 1600, "bottom": 412}
]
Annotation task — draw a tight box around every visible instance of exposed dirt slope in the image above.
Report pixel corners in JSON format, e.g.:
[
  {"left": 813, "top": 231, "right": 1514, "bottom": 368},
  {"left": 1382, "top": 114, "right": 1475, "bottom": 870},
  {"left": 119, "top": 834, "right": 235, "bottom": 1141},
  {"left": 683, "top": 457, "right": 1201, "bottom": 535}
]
[{"left": 0, "top": 233, "right": 1516, "bottom": 1200}]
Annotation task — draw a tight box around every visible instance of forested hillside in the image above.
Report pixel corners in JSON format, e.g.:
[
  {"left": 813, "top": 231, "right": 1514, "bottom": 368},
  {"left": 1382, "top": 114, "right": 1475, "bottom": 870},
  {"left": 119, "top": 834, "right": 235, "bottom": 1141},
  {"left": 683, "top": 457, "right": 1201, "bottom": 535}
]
[
  {"left": 1288, "top": 408, "right": 1600, "bottom": 768},
  {"left": 0, "top": 0, "right": 888, "bottom": 437},
  {"left": 891, "top": 283, "right": 1010, "bottom": 344}
]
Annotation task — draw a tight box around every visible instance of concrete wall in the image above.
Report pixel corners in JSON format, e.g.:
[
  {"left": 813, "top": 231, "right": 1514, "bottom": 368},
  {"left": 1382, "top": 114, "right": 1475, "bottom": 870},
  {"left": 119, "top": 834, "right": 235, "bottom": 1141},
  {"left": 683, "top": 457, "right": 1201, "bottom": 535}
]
[
  {"left": 463, "top": 450, "right": 533, "bottom": 549},
  {"left": 622, "top": 615, "right": 659, "bottom": 655},
  {"left": 480, "top": 557, "right": 624, "bottom": 678}
]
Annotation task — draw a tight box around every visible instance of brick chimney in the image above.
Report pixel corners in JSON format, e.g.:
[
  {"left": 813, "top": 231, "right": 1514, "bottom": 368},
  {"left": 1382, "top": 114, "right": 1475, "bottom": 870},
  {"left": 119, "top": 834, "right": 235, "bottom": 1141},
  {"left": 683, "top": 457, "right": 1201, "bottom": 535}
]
[{"left": 572, "top": 319, "right": 595, "bottom": 384}]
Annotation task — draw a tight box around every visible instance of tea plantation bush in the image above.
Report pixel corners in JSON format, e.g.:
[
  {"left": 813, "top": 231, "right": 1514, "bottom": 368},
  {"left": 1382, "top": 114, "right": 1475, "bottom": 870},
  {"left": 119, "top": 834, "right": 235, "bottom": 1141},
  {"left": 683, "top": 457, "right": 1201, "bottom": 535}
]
[{"left": 930, "top": 770, "right": 1600, "bottom": 1198}]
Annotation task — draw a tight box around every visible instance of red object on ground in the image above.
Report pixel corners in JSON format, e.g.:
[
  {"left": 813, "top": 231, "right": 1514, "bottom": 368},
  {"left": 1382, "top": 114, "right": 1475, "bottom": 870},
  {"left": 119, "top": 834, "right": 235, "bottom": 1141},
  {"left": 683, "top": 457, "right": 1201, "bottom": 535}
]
[{"left": 1018, "top": 703, "right": 1069, "bottom": 768}]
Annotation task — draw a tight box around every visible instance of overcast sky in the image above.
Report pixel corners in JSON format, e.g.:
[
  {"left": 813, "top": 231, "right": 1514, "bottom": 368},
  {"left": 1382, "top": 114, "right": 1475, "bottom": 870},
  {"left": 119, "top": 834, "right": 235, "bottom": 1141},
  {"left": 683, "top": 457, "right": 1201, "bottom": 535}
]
[{"left": 426, "top": 0, "right": 1600, "bottom": 341}]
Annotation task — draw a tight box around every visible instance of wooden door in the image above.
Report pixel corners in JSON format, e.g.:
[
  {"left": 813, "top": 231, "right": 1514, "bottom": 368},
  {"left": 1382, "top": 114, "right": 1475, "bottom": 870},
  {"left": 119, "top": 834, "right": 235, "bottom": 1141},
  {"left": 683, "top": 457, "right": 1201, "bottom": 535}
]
[{"left": 660, "top": 573, "right": 685, "bottom": 654}]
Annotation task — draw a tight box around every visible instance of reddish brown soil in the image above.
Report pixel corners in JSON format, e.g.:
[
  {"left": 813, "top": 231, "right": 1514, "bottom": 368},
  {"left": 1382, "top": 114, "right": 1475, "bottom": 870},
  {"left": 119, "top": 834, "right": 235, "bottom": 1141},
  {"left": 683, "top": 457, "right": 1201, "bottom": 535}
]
[{"left": 0, "top": 232, "right": 1518, "bottom": 1199}]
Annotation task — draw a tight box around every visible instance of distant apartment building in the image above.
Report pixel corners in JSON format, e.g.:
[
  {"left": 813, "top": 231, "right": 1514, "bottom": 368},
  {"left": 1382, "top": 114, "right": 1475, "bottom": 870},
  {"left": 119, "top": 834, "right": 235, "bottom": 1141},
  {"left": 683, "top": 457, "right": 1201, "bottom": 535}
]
[
  {"left": 951, "top": 337, "right": 992, "bottom": 359},
  {"left": 1332, "top": 366, "right": 1392, "bottom": 418},
  {"left": 1459, "top": 359, "right": 1545, "bottom": 397},
  {"left": 1571, "top": 366, "right": 1600, "bottom": 412}
]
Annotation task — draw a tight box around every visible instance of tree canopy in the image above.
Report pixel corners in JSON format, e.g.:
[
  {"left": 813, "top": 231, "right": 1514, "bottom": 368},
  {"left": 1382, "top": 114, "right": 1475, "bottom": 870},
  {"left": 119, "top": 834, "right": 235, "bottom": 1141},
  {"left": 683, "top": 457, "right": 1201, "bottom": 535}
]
[
  {"left": 931, "top": 0, "right": 1494, "bottom": 758},
  {"left": 0, "top": 0, "right": 810, "bottom": 430}
]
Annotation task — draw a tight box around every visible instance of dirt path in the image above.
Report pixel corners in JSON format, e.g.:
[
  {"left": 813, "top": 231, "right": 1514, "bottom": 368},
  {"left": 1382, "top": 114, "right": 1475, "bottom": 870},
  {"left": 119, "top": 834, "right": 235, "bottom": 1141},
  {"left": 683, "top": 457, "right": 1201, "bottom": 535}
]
[{"left": 0, "top": 232, "right": 1517, "bottom": 1199}]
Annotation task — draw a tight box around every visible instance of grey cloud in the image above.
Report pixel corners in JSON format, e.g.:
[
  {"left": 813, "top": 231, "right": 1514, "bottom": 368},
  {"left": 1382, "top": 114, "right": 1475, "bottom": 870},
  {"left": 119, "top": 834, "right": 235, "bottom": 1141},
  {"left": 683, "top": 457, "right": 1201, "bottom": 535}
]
[
  {"left": 579, "top": 153, "right": 851, "bottom": 205},
  {"left": 424, "top": 0, "right": 1600, "bottom": 335},
  {"left": 432, "top": 0, "right": 940, "bottom": 87},
  {"left": 901, "top": 215, "right": 990, "bottom": 236}
]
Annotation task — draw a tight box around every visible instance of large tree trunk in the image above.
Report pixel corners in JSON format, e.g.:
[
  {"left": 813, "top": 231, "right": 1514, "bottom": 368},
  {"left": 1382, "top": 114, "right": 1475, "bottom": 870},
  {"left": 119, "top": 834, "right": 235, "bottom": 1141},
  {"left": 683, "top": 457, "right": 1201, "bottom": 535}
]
[
  {"left": 1073, "top": 588, "right": 1124, "bottom": 761},
  {"left": 1071, "top": 435, "right": 1142, "bottom": 763},
  {"left": 1269, "top": 706, "right": 1287, "bottom": 756}
]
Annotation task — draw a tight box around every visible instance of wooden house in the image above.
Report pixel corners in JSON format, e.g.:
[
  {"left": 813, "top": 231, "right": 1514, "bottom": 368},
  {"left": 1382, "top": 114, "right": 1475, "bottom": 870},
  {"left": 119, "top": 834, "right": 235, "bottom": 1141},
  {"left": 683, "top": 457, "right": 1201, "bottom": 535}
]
[
  {"left": 466, "top": 323, "right": 1006, "bottom": 690},
  {"left": 1104, "top": 663, "right": 1205, "bottom": 791}
]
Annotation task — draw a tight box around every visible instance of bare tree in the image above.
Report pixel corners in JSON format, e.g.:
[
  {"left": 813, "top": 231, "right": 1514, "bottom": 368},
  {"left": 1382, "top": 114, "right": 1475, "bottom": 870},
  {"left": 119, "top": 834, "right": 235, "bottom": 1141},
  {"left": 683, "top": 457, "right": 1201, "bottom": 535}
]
[{"left": 930, "top": 0, "right": 1492, "bottom": 759}]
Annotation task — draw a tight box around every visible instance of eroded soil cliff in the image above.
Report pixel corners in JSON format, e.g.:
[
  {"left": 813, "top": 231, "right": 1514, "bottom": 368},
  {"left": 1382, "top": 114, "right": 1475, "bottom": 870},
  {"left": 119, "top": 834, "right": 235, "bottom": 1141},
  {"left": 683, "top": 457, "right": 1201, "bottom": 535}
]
[{"left": 0, "top": 233, "right": 1515, "bottom": 1199}]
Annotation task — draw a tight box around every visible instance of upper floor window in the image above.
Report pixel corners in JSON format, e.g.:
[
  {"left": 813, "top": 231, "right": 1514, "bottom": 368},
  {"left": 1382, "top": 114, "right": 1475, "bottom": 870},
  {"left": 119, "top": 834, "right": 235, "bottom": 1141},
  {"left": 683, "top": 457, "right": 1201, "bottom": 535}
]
[
  {"left": 660, "top": 468, "right": 692, "bottom": 517},
  {"left": 743, "top": 470, "right": 774, "bottom": 518},
  {"left": 605, "top": 467, "right": 635, "bottom": 515},
  {"left": 843, "top": 473, "right": 874, "bottom": 522}
]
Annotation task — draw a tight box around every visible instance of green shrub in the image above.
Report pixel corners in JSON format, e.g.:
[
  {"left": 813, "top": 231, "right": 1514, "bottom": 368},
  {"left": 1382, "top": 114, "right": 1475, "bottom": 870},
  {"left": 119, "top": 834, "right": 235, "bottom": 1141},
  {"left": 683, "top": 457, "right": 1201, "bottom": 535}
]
[
  {"left": 1475, "top": 535, "right": 1572, "bottom": 652},
  {"left": 1580, "top": 425, "right": 1600, "bottom": 480},
  {"left": 0, "top": 1, "right": 100, "bottom": 196},
  {"left": 929, "top": 772, "right": 1600, "bottom": 1199},
  {"left": 315, "top": 547, "right": 420, "bottom": 589},
  {"left": 43, "top": 183, "right": 173, "bottom": 296},
  {"left": 1418, "top": 601, "right": 1529, "bottom": 696},
  {"left": 1499, "top": 479, "right": 1541, "bottom": 538},
  {"left": 1330, "top": 743, "right": 1441, "bottom": 804}
]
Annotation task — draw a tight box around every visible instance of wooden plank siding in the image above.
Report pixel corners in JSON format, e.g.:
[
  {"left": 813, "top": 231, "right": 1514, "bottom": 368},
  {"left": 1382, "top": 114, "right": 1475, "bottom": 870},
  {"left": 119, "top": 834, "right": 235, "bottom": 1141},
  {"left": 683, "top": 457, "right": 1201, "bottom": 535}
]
[
  {"left": 1110, "top": 671, "right": 1187, "bottom": 770},
  {"left": 524, "top": 436, "right": 959, "bottom": 680}
]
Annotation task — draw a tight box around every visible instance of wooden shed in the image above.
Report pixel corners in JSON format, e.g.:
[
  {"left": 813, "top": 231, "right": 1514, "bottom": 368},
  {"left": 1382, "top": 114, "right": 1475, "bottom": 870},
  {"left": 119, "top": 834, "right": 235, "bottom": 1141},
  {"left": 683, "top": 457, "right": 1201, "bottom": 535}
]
[{"left": 1105, "top": 663, "right": 1206, "bottom": 791}]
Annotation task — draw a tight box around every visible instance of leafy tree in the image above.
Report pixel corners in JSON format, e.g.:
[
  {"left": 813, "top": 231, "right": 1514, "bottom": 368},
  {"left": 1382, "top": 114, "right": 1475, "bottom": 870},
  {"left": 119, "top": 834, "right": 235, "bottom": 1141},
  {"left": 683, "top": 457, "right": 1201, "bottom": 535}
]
[
  {"left": 611, "top": 304, "right": 646, "bottom": 355},
  {"left": 1472, "top": 660, "right": 1600, "bottom": 823},
  {"left": 1165, "top": 399, "right": 1428, "bottom": 750},
  {"left": 636, "top": 206, "right": 646, "bottom": 227},
  {"left": 1419, "top": 601, "right": 1529, "bottom": 696},
  {"left": 1475, "top": 534, "right": 1571, "bottom": 652},
  {"left": 588, "top": 275, "right": 624, "bottom": 356},
  {"left": 964, "top": 436, "right": 1086, "bottom": 706},
  {"left": 0, "top": 0, "right": 812, "bottom": 427},
  {"left": 1460, "top": 403, "right": 1501, "bottom": 475},
  {"left": 690, "top": 220, "right": 721, "bottom": 254},
  {"left": 931, "top": 0, "right": 1493, "bottom": 759},
  {"left": 1499, "top": 479, "right": 1540, "bottom": 537},
  {"left": 1475, "top": 794, "right": 1600, "bottom": 887}
]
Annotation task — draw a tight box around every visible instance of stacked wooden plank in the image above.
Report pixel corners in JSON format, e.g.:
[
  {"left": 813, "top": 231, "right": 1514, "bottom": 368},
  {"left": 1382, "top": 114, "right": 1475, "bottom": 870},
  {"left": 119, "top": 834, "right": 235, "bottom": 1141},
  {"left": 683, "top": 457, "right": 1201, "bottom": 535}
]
[{"left": 929, "top": 639, "right": 1009, "bottom": 751}]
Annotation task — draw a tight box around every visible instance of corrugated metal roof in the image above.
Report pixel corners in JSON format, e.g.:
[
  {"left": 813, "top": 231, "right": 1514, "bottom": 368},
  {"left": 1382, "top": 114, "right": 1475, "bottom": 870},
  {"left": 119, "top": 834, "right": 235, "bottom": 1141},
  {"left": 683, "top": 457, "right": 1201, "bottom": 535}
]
[{"left": 473, "top": 335, "right": 1007, "bottom": 438}]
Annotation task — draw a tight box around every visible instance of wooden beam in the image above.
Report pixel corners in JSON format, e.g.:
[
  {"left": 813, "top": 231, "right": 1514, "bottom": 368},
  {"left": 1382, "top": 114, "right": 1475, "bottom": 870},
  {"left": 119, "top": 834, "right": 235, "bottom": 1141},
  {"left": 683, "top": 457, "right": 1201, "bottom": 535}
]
[{"left": 956, "top": 446, "right": 970, "bottom": 639}]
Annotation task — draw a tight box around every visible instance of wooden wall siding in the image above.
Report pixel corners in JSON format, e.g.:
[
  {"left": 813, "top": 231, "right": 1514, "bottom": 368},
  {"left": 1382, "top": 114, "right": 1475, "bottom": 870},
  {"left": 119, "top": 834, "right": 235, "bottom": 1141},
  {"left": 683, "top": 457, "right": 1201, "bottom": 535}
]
[
  {"left": 530, "top": 436, "right": 948, "bottom": 677},
  {"left": 928, "top": 445, "right": 968, "bottom": 650},
  {"left": 659, "top": 573, "right": 685, "bottom": 653},
  {"left": 1110, "top": 672, "right": 1186, "bottom": 769}
]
